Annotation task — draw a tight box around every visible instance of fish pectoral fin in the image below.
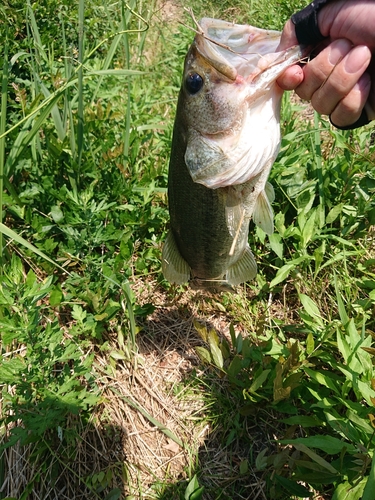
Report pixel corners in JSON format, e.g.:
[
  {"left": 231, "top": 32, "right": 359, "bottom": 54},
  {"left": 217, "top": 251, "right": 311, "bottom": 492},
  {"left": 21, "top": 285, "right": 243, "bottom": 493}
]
[
  {"left": 226, "top": 245, "right": 257, "bottom": 286},
  {"left": 162, "top": 231, "right": 190, "bottom": 284},
  {"left": 253, "top": 187, "right": 274, "bottom": 235},
  {"left": 265, "top": 181, "right": 275, "bottom": 203}
]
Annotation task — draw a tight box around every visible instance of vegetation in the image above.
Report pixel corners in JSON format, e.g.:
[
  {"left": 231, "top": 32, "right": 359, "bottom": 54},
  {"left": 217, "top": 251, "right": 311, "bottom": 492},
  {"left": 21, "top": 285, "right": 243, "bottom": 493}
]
[{"left": 1, "top": 0, "right": 375, "bottom": 499}]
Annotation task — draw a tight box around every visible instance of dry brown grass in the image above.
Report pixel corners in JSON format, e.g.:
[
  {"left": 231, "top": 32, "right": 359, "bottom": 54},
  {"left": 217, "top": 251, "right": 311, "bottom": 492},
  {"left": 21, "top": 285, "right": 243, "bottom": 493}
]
[{"left": 1, "top": 277, "right": 286, "bottom": 499}]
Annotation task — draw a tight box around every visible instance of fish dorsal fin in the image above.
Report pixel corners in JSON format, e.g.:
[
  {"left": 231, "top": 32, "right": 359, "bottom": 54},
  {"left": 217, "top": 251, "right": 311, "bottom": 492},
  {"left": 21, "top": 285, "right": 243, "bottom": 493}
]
[
  {"left": 162, "top": 231, "right": 190, "bottom": 284},
  {"left": 253, "top": 186, "right": 274, "bottom": 235},
  {"left": 226, "top": 245, "right": 257, "bottom": 285}
]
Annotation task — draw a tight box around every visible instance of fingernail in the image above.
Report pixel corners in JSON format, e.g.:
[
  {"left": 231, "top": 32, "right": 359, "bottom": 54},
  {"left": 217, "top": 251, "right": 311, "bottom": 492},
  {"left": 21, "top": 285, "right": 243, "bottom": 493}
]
[
  {"left": 345, "top": 45, "right": 371, "bottom": 74},
  {"left": 328, "top": 39, "right": 352, "bottom": 65}
]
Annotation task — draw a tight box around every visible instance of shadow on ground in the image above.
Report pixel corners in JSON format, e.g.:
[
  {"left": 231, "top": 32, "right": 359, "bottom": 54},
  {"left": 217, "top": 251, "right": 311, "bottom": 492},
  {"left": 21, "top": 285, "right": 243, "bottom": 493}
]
[{"left": 127, "top": 292, "right": 278, "bottom": 500}]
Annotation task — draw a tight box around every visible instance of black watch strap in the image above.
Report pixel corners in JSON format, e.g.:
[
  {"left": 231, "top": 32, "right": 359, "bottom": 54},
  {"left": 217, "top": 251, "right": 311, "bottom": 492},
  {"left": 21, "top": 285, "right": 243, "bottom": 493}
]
[{"left": 291, "top": 0, "right": 332, "bottom": 46}]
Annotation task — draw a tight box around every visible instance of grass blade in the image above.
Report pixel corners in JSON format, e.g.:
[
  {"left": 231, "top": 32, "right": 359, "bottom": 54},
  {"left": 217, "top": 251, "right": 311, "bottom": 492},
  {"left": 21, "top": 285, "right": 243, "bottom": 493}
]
[
  {"left": 0, "top": 31, "right": 9, "bottom": 264},
  {"left": 109, "top": 387, "right": 184, "bottom": 448},
  {"left": 313, "top": 112, "right": 325, "bottom": 228},
  {"left": 121, "top": 0, "right": 132, "bottom": 172},
  {"left": 0, "top": 223, "right": 71, "bottom": 275},
  {"left": 77, "top": 0, "right": 85, "bottom": 173}
]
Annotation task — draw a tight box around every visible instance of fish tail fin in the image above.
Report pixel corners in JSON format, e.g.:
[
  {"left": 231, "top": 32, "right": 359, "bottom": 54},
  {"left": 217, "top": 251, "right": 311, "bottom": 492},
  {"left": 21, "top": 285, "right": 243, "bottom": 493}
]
[
  {"left": 253, "top": 182, "right": 274, "bottom": 235},
  {"left": 226, "top": 245, "right": 257, "bottom": 286},
  {"left": 162, "top": 230, "right": 190, "bottom": 284}
]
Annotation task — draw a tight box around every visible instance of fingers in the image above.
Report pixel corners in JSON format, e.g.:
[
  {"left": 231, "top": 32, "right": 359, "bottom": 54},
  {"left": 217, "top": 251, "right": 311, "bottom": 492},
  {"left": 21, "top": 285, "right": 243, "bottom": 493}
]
[
  {"left": 277, "top": 65, "right": 304, "bottom": 90},
  {"left": 294, "top": 40, "right": 372, "bottom": 126},
  {"left": 330, "top": 73, "right": 371, "bottom": 127},
  {"left": 276, "top": 19, "right": 304, "bottom": 90}
]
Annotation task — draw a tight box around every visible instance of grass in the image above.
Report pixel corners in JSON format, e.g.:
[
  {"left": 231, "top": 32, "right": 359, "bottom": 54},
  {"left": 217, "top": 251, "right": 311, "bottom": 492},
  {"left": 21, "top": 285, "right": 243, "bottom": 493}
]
[{"left": 1, "top": 0, "right": 375, "bottom": 499}]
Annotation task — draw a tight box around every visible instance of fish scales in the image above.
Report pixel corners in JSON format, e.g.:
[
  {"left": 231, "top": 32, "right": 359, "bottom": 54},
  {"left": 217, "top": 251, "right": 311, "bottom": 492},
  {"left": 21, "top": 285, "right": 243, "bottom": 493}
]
[
  {"left": 168, "top": 113, "right": 244, "bottom": 281},
  {"left": 162, "top": 18, "right": 303, "bottom": 291}
]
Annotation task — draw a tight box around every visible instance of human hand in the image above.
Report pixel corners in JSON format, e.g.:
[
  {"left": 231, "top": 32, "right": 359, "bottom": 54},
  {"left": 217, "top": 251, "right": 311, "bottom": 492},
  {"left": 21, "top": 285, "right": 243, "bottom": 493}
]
[{"left": 277, "top": 0, "right": 375, "bottom": 129}]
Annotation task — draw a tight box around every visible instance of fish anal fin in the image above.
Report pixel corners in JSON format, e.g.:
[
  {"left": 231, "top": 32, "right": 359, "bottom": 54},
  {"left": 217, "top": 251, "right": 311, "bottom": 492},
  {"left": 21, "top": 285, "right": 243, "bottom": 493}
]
[
  {"left": 253, "top": 189, "right": 274, "bottom": 235},
  {"left": 162, "top": 231, "right": 190, "bottom": 284},
  {"left": 226, "top": 246, "right": 257, "bottom": 286}
]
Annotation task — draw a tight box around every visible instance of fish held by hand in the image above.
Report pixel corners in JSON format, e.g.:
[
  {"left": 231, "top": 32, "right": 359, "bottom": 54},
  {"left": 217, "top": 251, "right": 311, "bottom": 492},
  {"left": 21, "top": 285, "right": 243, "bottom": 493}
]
[{"left": 162, "top": 17, "right": 303, "bottom": 291}]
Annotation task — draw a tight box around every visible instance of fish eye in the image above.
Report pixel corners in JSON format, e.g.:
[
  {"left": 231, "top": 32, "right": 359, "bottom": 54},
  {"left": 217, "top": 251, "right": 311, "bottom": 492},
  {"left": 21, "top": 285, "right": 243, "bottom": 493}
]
[{"left": 185, "top": 73, "right": 204, "bottom": 95}]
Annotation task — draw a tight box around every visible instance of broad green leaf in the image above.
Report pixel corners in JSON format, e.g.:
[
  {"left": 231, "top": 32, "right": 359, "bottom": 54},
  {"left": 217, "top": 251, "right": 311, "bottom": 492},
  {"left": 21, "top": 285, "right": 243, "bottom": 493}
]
[
  {"left": 229, "top": 323, "right": 236, "bottom": 347},
  {"left": 274, "top": 474, "right": 312, "bottom": 498},
  {"left": 334, "top": 275, "right": 349, "bottom": 326},
  {"left": 104, "top": 488, "right": 122, "bottom": 500},
  {"left": 306, "top": 332, "right": 315, "bottom": 355},
  {"left": 346, "top": 318, "right": 360, "bottom": 350},
  {"left": 304, "top": 367, "right": 340, "bottom": 394},
  {"left": 185, "top": 475, "right": 204, "bottom": 500},
  {"left": 195, "top": 347, "right": 212, "bottom": 365},
  {"left": 193, "top": 320, "right": 208, "bottom": 342},
  {"left": 346, "top": 408, "right": 374, "bottom": 435},
  {"left": 280, "top": 436, "right": 355, "bottom": 455},
  {"left": 239, "top": 459, "right": 248, "bottom": 475},
  {"left": 324, "top": 412, "right": 363, "bottom": 443},
  {"left": 270, "top": 257, "right": 308, "bottom": 287},
  {"left": 326, "top": 204, "right": 344, "bottom": 224},
  {"left": 249, "top": 369, "right": 271, "bottom": 393},
  {"left": 362, "top": 451, "right": 375, "bottom": 500},
  {"left": 236, "top": 331, "right": 243, "bottom": 354},
  {"left": 270, "top": 262, "right": 294, "bottom": 287},
  {"left": 291, "top": 443, "right": 338, "bottom": 473},
  {"left": 332, "top": 479, "right": 366, "bottom": 500},
  {"left": 356, "top": 380, "right": 375, "bottom": 406},
  {"left": 301, "top": 209, "right": 316, "bottom": 247},
  {"left": 49, "top": 285, "right": 63, "bottom": 307},
  {"left": 50, "top": 205, "right": 64, "bottom": 223},
  {"left": 227, "top": 355, "right": 243, "bottom": 379},
  {"left": 299, "top": 294, "right": 323, "bottom": 326},
  {"left": 336, "top": 328, "right": 351, "bottom": 364},
  {"left": 313, "top": 242, "right": 326, "bottom": 275},
  {"left": 292, "top": 470, "right": 339, "bottom": 484},
  {"left": 255, "top": 448, "right": 268, "bottom": 471},
  {"left": 281, "top": 415, "right": 323, "bottom": 427},
  {"left": 208, "top": 330, "right": 223, "bottom": 369},
  {"left": 268, "top": 232, "right": 283, "bottom": 259}
]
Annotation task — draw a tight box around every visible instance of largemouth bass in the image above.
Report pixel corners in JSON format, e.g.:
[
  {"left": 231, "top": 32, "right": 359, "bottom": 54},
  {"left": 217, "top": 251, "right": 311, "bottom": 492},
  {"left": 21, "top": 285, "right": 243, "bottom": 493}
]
[{"left": 162, "top": 18, "right": 302, "bottom": 290}]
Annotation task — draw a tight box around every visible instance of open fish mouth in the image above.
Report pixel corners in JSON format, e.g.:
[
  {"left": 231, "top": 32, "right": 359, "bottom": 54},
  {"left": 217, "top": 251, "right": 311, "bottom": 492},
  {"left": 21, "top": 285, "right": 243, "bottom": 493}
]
[{"left": 193, "top": 18, "right": 296, "bottom": 83}]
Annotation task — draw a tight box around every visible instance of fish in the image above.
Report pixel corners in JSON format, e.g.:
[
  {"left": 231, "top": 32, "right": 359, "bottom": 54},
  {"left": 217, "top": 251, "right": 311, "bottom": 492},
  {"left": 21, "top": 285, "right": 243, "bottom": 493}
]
[{"left": 162, "top": 17, "right": 303, "bottom": 291}]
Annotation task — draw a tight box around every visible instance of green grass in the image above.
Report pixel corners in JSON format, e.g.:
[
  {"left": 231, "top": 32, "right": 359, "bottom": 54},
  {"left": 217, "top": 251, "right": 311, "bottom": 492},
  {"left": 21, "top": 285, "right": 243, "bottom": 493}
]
[{"left": 1, "top": 0, "right": 375, "bottom": 499}]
